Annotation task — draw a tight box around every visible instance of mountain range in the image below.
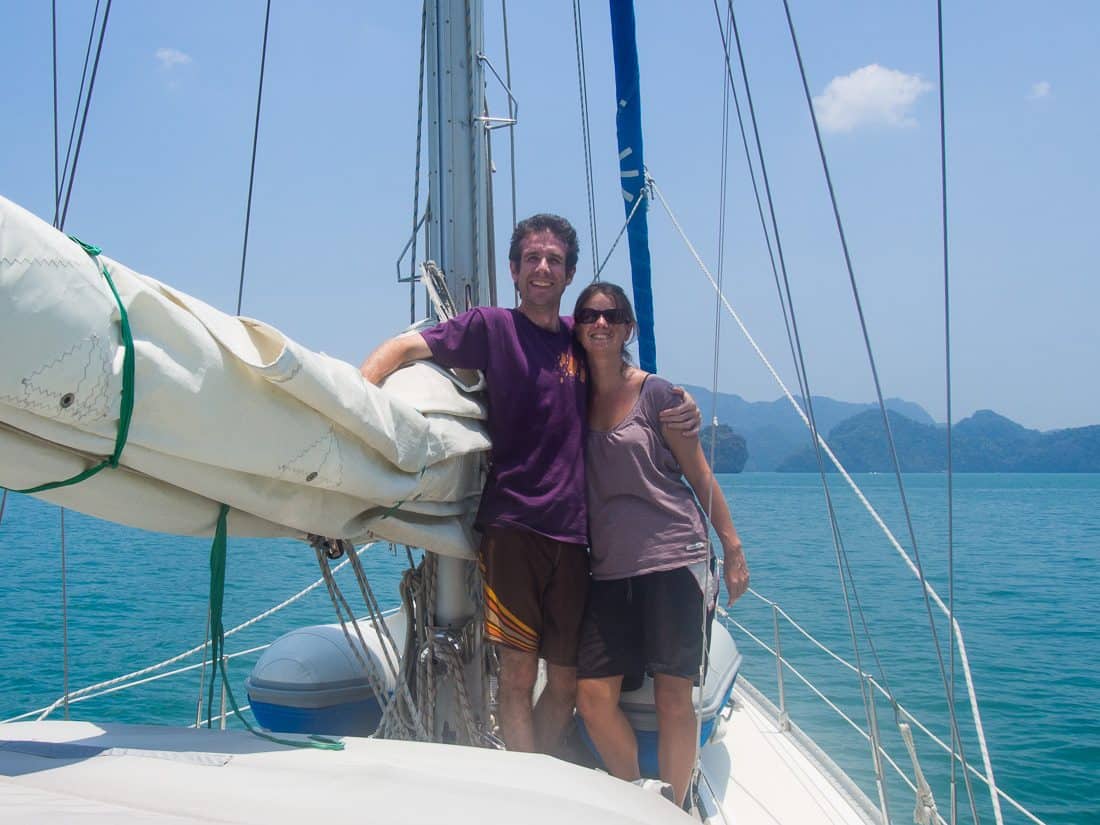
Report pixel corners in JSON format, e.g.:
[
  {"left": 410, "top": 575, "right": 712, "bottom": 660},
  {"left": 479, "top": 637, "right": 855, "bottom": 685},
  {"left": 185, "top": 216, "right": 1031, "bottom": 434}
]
[{"left": 681, "top": 386, "right": 1100, "bottom": 472}]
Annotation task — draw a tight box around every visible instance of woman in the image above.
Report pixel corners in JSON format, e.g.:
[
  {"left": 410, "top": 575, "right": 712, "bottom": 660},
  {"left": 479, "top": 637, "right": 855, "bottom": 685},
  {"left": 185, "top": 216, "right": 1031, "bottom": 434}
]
[{"left": 573, "top": 282, "right": 749, "bottom": 807}]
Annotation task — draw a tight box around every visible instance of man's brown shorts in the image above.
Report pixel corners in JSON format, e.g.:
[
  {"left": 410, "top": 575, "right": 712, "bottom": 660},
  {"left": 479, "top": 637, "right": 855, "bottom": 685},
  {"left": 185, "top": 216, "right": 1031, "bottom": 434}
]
[{"left": 478, "top": 525, "right": 589, "bottom": 667}]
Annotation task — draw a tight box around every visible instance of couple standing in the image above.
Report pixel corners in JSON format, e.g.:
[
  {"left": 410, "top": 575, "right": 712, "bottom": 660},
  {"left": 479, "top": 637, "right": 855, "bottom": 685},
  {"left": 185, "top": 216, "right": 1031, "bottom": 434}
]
[{"left": 360, "top": 214, "right": 748, "bottom": 806}]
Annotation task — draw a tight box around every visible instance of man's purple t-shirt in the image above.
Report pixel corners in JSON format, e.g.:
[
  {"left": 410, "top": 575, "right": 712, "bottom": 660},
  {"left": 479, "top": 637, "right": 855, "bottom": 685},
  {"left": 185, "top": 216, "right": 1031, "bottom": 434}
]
[{"left": 420, "top": 307, "right": 588, "bottom": 545}]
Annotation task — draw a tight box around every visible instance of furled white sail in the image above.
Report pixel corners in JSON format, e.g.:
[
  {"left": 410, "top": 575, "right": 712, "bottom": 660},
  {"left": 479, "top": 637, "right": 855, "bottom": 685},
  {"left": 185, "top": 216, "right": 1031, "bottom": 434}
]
[{"left": 0, "top": 195, "right": 488, "bottom": 559}]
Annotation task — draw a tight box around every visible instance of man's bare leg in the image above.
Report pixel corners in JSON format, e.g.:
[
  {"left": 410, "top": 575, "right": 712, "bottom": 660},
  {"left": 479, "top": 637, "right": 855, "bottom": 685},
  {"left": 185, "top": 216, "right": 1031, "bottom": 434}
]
[
  {"left": 576, "top": 675, "right": 640, "bottom": 780},
  {"left": 497, "top": 646, "right": 539, "bottom": 752},
  {"left": 533, "top": 662, "right": 577, "bottom": 754}
]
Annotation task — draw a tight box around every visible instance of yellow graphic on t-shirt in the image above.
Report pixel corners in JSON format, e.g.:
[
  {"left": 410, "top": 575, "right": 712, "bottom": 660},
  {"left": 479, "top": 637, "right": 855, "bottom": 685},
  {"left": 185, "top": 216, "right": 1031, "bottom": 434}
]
[{"left": 558, "top": 351, "right": 586, "bottom": 384}]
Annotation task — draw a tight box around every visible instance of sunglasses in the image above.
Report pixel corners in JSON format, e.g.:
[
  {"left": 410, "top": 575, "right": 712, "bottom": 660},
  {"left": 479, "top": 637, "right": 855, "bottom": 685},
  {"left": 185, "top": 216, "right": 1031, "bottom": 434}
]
[{"left": 575, "top": 307, "right": 631, "bottom": 325}]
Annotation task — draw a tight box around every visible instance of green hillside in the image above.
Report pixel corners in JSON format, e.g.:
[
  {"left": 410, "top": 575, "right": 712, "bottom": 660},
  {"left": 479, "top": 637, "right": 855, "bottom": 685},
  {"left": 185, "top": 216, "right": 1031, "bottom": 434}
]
[{"left": 776, "top": 409, "right": 1100, "bottom": 472}]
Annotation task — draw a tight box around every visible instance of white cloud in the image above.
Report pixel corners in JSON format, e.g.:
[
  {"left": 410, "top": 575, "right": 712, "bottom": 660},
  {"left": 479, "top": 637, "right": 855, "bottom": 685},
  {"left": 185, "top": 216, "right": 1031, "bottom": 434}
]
[
  {"left": 813, "top": 64, "right": 932, "bottom": 133},
  {"left": 155, "top": 48, "right": 192, "bottom": 70},
  {"left": 1029, "top": 81, "right": 1051, "bottom": 100}
]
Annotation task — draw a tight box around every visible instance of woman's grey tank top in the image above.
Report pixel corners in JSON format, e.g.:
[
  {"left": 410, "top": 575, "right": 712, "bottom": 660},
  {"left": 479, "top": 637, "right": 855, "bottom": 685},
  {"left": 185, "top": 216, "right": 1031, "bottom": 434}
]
[{"left": 586, "top": 375, "right": 710, "bottom": 580}]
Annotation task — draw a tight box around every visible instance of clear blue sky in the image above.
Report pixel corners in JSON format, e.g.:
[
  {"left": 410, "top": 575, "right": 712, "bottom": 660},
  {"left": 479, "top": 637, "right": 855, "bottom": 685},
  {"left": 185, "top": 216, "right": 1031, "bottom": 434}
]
[{"left": 3, "top": 1, "right": 1095, "bottom": 430}]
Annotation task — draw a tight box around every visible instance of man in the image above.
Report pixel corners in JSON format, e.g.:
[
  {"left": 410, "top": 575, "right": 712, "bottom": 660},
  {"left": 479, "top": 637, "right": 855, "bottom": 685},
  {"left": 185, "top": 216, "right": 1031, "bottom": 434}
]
[{"left": 360, "top": 214, "right": 697, "bottom": 754}]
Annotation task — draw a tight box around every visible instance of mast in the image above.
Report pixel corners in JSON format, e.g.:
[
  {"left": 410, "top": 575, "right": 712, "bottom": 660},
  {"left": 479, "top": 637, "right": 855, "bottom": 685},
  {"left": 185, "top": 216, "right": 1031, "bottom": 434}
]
[
  {"left": 427, "top": 0, "right": 490, "bottom": 313},
  {"left": 424, "top": 0, "right": 490, "bottom": 738}
]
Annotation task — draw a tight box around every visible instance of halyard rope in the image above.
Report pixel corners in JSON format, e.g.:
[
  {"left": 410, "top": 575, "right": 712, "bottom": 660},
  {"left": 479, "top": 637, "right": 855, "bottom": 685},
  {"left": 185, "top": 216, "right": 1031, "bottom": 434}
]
[{"left": 901, "top": 721, "right": 941, "bottom": 825}]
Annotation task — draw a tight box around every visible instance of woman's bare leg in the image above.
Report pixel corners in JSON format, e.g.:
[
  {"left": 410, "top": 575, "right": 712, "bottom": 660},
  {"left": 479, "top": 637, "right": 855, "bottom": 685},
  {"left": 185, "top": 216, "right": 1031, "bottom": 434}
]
[
  {"left": 576, "top": 675, "right": 639, "bottom": 781},
  {"left": 653, "top": 673, "right": 697, "bottom": 806}
]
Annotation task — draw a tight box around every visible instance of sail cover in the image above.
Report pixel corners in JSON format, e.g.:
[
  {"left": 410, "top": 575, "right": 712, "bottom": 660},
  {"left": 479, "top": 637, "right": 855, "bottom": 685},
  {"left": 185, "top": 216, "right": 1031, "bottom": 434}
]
[
  {"left": 0, "top": 195, "right": 488, "bottom": 559},
  {"left": 609, "top": 0, "right": 657, "bottom": 373}
]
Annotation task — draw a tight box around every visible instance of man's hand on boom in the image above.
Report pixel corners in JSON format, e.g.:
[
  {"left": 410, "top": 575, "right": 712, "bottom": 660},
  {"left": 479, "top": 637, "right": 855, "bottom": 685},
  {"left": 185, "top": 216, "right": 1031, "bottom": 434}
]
[{"left": 359, "top": 332, "right": 432, "bottom": 385}]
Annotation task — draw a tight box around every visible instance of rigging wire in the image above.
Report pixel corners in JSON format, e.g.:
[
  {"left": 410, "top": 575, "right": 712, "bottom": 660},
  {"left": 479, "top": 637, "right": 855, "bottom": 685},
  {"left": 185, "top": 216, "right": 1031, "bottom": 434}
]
[
  {"left": 502, "top": 0, "right": 518, "bottom": 231},
  {"left": 501, "top": 1, "right": 520, "bottom": 306},
  {"left": 194, "top": 610, "right": 212, "bottom": 728},
  {"left": 593, "top": 185, "right": 646, "bottom": 281},
  {"left": 707, "top": 1, "right": 799, "bottom": 404},
  {"left": 935, "top": 2, "right": 962, "bottom": 822},
  {"left": 52, "top": 0, "right": 60, "bottom": 217},
  {"left": 572, "top": 0, "right": 601, "bottom": 279},
  {"left": 711, "top": 4, "right": 896, "bottom": 814},
  {"left": 411, "top": 0, "right": 428, "bottom": 322},
  {"left": 775, "top": 1, "right": 989, "bottom": 821},
  {"left": 235, "top": 0, "right": 273, "bottom": 317},
  {"left": 653, "top": 174, "right": 898, "bottom": 819},
  {"left": 27, "top": 546, "right": 375, "bottom": 724},
  {"left": 53, "top": 0, "right": 101, "bottom": 226},
  {"left": 728, "top": 589, "right": 1047, "bottom": 825},
  {"left": 484, "top": 107, "right": 499, "bottom": 307},
  {"left": 464, "top": 0, "right": 480, "bottom": 312},
  {"left": 60, "top": 507, "right": 70, "bottom": 720},
  {"left": 198, "top": 0, "right": 273, "bottom": 729},
  {"left": 702, "top": 24, "right": 912, "bottom": 787},
  {"left": 695, "top": 5, "right": 736, "bottom": 790},
  {"left": 713, "top": 0, "right": 898, "bottom": 762},
  {"left": 47, "top": 1, "right": 111, "bottom": 734},
  {"left": 57, "top": 0, "right": 112, "bottom": 233}
]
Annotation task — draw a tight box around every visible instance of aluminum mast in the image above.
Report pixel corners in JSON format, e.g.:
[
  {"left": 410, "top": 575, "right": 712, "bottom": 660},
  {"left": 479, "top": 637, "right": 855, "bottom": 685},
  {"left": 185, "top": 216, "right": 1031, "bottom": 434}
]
[{"left": 424, "top": 0, "right": 491, "bottom": 738}]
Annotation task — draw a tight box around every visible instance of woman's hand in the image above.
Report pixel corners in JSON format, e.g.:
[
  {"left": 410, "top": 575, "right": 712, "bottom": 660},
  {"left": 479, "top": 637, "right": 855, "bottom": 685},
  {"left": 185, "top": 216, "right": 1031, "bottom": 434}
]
[{"left": 723, "top": 544, "right": 749, "bottom": 606}]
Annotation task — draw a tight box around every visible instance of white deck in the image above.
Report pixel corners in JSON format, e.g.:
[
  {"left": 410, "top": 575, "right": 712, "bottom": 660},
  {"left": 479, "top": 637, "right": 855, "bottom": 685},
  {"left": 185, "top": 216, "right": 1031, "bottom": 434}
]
[
  {"left": 701, "top": 681, "right": 880, "bottom": 825},
  {"left": 1, "top": 680, "right": 881, "bottom": 825},
  {"left": 0, "top": 721, "right": 690, "bottom": 824}
]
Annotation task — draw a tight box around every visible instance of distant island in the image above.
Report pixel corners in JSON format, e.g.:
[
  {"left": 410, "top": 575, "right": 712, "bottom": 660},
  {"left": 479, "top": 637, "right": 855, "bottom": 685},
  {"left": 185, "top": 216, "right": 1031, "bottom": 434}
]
[
  {"left": 683, "top": 385, "right": 1100, "bottom": 472},
  {"left": 699, "top": 424, "right": 748, "bottom": 473}
]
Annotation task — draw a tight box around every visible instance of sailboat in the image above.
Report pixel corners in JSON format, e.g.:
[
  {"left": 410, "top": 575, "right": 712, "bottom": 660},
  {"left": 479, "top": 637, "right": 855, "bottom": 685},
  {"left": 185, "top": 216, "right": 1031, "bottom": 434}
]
[{"left": 0, "top": 2, "right": 1053, "bottom": 823}]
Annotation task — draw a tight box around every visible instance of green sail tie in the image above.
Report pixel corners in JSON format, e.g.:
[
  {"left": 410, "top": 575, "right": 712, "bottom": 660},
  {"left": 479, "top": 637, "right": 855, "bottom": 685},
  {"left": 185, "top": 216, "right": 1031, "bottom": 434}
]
[
  {"left": 205, "top": 504, "right": 344, "bottom": 751},
  {"left": 8, "top": 239, "right": 342, "bottom": 751},
  {"left": 7, "top": 236, "right": 135, "bottom": 494}
]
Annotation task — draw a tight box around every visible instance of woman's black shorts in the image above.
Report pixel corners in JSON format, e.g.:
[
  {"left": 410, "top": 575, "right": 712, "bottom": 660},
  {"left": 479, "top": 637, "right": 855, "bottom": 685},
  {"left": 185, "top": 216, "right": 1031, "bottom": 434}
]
[{"left": 577, "top": 564, "right": 715, "bottom": 688}]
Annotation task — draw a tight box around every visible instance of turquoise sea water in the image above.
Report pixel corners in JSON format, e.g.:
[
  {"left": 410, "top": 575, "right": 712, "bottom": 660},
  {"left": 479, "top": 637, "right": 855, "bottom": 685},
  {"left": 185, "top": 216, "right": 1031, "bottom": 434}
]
[{"left": 1, "top": 473, "right": 1096, "bottom": 824}]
